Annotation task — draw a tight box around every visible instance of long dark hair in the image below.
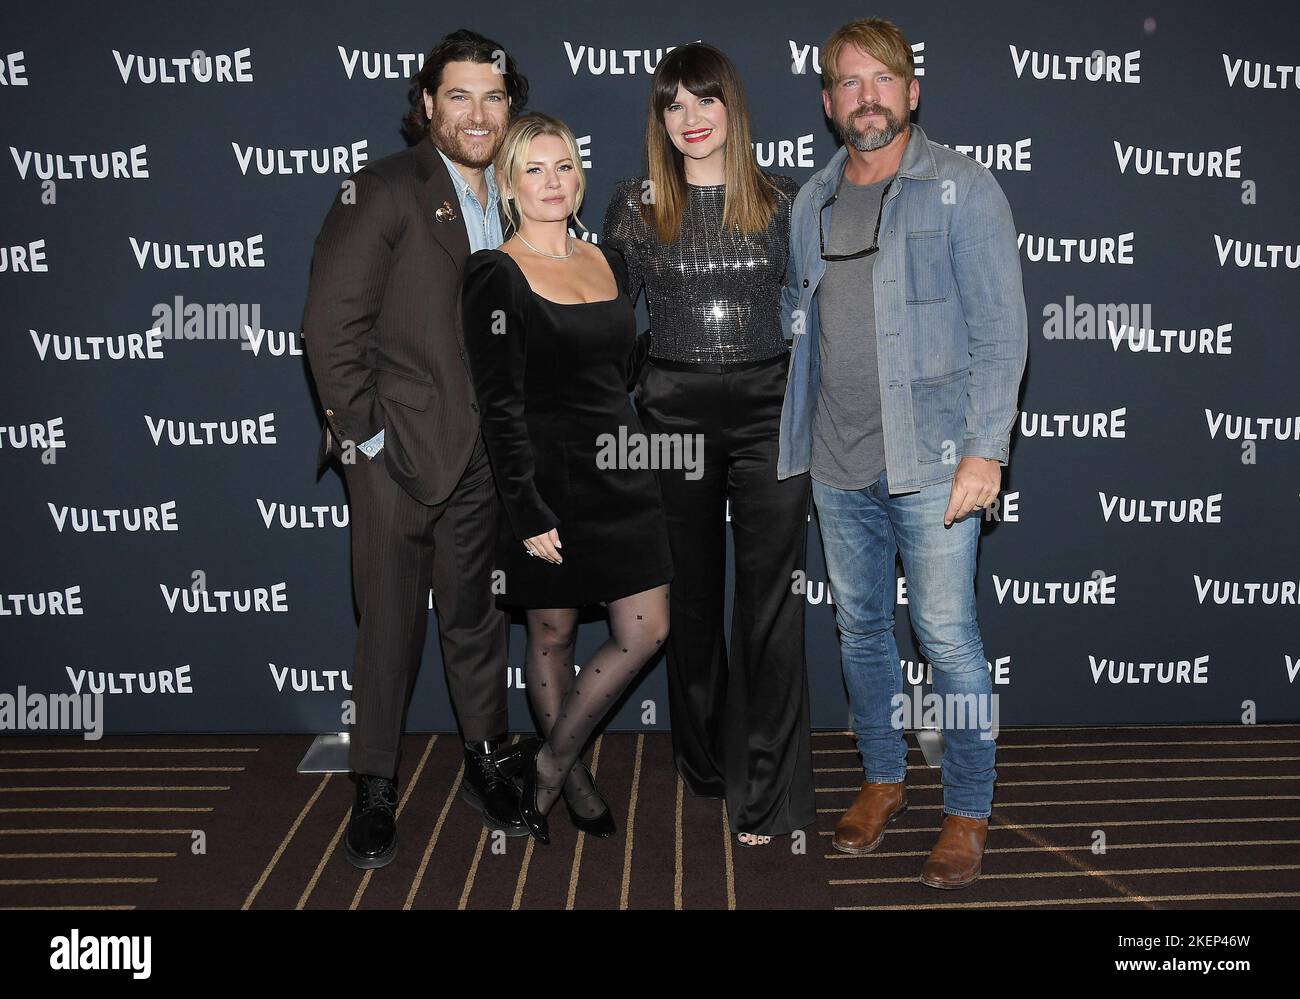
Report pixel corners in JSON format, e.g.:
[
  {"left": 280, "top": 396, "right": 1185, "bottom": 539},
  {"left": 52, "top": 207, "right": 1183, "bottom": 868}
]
[
  {"left": 643, "top": 42, "right": 780, "bottom": 243},
  {"left": 400, "top": 29, "right": 529, "bottom": 146}
]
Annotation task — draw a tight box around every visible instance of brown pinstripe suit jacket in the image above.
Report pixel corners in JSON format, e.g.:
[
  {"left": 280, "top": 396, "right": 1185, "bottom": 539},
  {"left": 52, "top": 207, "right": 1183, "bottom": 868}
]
[{"left": 302, "top": 136, "right": 508, "bottom": 506}]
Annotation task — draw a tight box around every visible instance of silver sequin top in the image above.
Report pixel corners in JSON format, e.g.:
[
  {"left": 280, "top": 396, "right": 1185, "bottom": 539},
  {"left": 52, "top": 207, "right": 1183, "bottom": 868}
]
[{"left": 602, "top": 174, "right": 800, "bottom": 365}]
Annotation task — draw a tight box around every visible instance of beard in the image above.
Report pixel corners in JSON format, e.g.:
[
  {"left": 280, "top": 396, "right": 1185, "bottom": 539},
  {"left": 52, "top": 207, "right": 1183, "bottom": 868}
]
[
  {"left": 430, "top": 107, "right": 501, "bottom": 168},
  {"left": 833, "top": 103, "right": 908, "bottom": 152}
]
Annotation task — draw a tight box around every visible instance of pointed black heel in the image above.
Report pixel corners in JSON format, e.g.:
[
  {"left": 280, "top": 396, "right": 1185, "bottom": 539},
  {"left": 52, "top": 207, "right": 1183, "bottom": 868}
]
[
  {"left": 564, "top": 762, "right": 616, "bottom": 838},
  {"left": 517, "top": 739, "right": 557, "bottom": 845}
]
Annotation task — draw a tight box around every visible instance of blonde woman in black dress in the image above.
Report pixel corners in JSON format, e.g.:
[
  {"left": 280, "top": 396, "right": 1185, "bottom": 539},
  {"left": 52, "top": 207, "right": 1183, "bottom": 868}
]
[{"left": 462, "top": 112, "right": 672, "bottom": 844}]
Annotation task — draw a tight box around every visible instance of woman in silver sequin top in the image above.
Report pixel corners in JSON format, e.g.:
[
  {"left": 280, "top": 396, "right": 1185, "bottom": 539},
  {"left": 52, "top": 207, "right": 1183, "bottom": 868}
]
[
  {"left": 603, "top": 173, "right": 798, "bottom": 366},
  {"left": 603, "top": 42, "right": 815, "bottom": 847}
]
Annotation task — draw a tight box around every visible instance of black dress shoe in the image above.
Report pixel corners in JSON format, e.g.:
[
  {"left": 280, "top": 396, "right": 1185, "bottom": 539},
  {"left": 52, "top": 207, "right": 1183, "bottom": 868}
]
[
  {"left": 344, "top": 773, "right": 399, "bottom": 870},
  {"left": 461, "top": 739, "right": 529, "bottom": 837},
  {"left": 497, "top": 736, "right": 542, "bottom": 779},
  {"left": 517, "top": 740, "right": 555, "bottom": 845},
  {"left": 564, "top": 762, "right": 616, "bottom": 838}
]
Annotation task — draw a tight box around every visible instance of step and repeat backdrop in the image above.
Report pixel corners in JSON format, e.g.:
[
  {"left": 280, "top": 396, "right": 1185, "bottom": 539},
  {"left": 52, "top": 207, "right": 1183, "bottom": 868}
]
[{"left": 2, "top": 0, "right": 1297, "bottom": 736}]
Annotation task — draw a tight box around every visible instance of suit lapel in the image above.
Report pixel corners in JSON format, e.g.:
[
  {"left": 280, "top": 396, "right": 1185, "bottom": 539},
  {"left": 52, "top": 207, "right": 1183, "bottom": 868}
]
[
  {"left": 413, "top": 138, "right": 471, "bottom": 270},
  {"left": 410, "top": 139, "right": 474, "bottom": 357}
]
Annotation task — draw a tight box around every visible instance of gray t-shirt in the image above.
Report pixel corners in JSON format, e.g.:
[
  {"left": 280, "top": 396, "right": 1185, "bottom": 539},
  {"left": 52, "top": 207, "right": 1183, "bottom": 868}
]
[{"left": 811, "top": 175, "right": 892, "bottom": 489}]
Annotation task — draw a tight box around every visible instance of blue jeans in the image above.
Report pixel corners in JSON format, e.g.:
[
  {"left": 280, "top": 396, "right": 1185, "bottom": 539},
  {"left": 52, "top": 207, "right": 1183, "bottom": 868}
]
[{"left": 812, "top": 469, "right": 996, "bottom": 819}]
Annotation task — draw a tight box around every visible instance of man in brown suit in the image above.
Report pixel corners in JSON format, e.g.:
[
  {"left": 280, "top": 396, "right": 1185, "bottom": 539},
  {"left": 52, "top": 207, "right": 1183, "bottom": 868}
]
[{"left": 303, "top": 30, "right": 529, "bottom": 869}]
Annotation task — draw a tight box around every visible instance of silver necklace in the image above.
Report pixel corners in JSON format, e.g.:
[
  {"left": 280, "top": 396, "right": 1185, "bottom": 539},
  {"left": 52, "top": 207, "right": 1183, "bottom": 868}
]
[{"left": 517, "top": 231, "right": 574, "bottom": 259}]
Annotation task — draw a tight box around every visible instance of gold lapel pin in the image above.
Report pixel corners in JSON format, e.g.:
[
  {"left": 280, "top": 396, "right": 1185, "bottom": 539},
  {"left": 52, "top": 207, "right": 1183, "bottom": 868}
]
[{"left": 435, "top": 200, "right": 458, "bottom": 223}]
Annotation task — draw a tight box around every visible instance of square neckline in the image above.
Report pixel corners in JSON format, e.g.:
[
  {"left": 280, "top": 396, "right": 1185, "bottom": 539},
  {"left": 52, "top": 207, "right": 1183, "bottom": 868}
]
[{"left": 495, "top": 244, "right": 622, "bottom": 307}]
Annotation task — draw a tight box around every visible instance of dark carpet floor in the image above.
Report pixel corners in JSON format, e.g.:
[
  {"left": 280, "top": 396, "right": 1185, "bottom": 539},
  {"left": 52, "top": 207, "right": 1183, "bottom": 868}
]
[{"left": 2, "top": 725, "right": 1298, "bottom": 909}]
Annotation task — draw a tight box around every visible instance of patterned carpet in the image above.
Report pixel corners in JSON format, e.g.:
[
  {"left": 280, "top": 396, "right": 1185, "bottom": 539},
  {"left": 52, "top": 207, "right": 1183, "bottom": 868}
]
[{"left": 2, "top": 724, "right": 1298, "bottom": 910}]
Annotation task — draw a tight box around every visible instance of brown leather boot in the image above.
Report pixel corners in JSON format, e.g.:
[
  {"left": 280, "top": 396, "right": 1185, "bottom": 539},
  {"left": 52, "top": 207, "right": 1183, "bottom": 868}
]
[
  {"left": 832, "top": 781, "right": 907, "bottom": 854},
  {"left": 920, "top": 813, "right": 989, "bottom": 889}
]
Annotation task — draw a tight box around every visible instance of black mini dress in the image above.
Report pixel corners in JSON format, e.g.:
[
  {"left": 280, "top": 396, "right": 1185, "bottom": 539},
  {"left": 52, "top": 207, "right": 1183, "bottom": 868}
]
[{"left": 461, "top": 243, "right": 673, "bottom": 609}]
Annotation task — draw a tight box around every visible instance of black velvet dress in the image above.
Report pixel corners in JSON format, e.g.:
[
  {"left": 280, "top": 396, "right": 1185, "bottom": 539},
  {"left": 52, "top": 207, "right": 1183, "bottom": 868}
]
[{"left": 461, "top": 244, "right": 673, "bottom": 609}]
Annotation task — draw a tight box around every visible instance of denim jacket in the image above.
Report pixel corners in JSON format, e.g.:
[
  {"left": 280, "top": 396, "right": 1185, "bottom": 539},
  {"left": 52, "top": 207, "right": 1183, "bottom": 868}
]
[{"left": 777, "top": 122, "right": 1027, "bottom": 493}]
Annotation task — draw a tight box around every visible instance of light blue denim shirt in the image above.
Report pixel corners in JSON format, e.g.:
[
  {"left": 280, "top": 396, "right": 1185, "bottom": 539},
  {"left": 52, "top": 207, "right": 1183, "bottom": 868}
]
[
  {"left": 359, "top": 148, "right": 503, "bottom": 460},
  {"left": 777, "top": 122, "right": 1028, "bottom": 493},
  {"left": 436, "top": 145, "right": 504, "bottom": 253}
]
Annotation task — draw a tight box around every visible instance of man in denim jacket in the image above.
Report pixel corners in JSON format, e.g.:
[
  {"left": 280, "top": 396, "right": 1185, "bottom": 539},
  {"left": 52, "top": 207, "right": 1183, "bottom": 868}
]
[{"left": 778, "top": 18, "right": 1027, "bottom": 888}]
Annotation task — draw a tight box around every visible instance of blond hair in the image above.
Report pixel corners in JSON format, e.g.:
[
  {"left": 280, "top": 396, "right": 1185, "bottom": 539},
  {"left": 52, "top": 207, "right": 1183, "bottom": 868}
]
[
  {"left": 821, "top": 18, "right": 916, "bottom": 91},
  {"left": 494, "top": 111, "right": 589, "bottom": 235}
]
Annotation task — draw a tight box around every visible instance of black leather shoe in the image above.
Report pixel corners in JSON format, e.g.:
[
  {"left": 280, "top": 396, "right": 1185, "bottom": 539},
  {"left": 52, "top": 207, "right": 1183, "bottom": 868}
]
[
  {"left": 462, "top": 738, "right": 529, "bottom": 837},
  {"left": 497, "top": 736, "right": 541, "bottom": 779},
  {"left": 564, "top": 762, "right": 616, "bottom": 838},
  {"left": 517, "top": 740, "right": 554, "bottom": 845},
  {"left": 344, "top": 773, "right": 398, "bottom": 870}
]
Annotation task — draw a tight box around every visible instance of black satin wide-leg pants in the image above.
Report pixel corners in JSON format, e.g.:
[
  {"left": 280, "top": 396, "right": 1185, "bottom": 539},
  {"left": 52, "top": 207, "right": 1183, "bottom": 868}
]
[{"left": 635, "top": 351, "right": 815, "bottom": 835}]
